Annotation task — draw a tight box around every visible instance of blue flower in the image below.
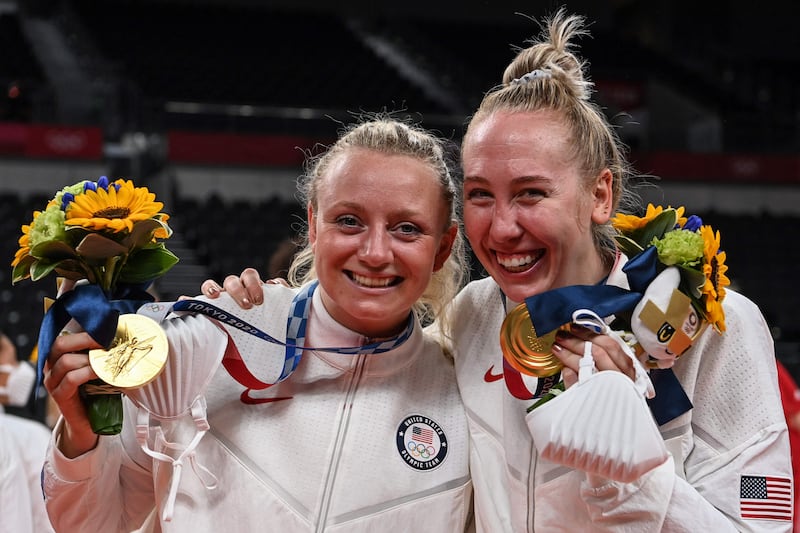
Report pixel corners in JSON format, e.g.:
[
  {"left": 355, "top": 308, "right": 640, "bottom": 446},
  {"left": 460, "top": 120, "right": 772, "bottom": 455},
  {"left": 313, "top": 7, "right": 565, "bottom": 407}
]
[
  {"left": 683, "top": 215, "right": 702, "bottom": 232},
  {"left": 60, "top": 192, "right": 74, "bottom": 211}
]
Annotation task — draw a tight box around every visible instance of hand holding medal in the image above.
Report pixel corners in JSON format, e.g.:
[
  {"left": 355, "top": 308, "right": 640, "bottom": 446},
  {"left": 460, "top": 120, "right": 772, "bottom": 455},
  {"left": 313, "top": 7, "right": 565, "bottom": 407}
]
[{"left": 13, "top": 177, "right": 178, "bottom": 435}]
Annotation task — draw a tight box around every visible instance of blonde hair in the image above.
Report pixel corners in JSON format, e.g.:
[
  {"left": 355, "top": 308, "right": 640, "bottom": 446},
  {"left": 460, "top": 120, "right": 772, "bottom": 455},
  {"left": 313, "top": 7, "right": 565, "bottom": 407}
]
[
  {"left": 288, "top": 116, "right": 467, "bottom": 332},
  {"left": 465, "top": 8, "right": 637, "bottom": 265}
]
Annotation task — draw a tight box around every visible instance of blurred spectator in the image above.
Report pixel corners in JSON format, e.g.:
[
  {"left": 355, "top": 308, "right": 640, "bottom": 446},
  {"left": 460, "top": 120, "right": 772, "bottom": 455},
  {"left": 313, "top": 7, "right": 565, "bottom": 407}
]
[
  {"left": 0, "top": 332, "right": 36, "bottom": 409},
  {"left": 0, "top": 420, "right": 33, "bottom": 533},
  {"left": 0, "top": 331, "right": 55, "bottom": 533}
]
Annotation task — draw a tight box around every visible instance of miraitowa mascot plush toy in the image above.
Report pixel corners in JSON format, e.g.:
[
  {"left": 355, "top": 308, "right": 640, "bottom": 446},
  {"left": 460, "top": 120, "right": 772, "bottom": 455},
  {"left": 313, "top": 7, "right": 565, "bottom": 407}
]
[
  {"left": 622, "top": 205, "right": 728, "bottom": 369},
  {"left": 523, "top": 205, "right": 729, "bottom": 483},
  {"left": 630, "top": 266, "right": 704, "bottom": 369}
]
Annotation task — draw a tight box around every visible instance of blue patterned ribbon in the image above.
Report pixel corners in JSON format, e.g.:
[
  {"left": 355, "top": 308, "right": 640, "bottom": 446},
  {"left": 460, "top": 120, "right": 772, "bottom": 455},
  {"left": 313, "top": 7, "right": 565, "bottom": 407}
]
[{"left": 171, "top": 280, "right": 414, "bottom": 386}]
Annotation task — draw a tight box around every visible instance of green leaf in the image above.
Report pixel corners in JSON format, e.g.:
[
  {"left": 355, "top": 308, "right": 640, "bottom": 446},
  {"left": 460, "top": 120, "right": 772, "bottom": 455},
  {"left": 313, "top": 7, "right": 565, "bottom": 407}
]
[
  {"left": 11, "top": 257, "right": 35, "bottom": 284},
  {"left": 613, "top": 234, "right": 644, "bottom": 258},
  {"left": 628, "top": 209, "right": 678, "bottom": 248},
  {"left": 527, "top": 381, "right": 566, "bottom": 412},
  {"left": 30, "top": 259, "right": 62, "bottom": 281},
  {"left": 81, "top": 386, "right": 123, "bottom": 435},
  {"left": 678, "top": 264, "right": 707, "bottom": 299},
  {"left": 75, "top": 232, "right": 129, "bottom": 259},
  {"left": 117, "top": 245, "right": 179, "bottom": 283}
]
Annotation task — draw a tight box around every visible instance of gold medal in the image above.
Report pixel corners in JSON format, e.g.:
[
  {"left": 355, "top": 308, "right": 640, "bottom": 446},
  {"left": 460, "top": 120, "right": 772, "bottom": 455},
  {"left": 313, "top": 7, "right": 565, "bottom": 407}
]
[
  {"left": 500, "top": 302, "right": 565, "bottom": 378},
  {"left": 89, "top": 314, "right": 168, "bottom": 389}
]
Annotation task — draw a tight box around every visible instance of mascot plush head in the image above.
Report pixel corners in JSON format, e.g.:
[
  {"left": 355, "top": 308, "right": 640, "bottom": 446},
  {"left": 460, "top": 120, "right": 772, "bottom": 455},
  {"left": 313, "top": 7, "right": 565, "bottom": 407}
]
[{"left": 630, "top": 266, "right": 705, "bottom": 368}]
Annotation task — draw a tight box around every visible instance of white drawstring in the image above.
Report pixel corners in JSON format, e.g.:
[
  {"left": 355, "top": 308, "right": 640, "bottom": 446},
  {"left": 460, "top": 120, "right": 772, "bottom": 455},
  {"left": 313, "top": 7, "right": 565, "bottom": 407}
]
[{"left": 135, "top": 398, "right": 219, "bottom": 522}]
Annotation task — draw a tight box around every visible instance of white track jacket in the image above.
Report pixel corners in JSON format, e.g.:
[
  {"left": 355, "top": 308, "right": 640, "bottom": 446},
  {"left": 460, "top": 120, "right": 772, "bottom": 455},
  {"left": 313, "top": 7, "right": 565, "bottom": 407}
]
[
  {"left": 448, "top": 257, "right": 791, "bottom": 532},
  {"left": 43, "top": 284, "right": 472, "bottom": 532}
]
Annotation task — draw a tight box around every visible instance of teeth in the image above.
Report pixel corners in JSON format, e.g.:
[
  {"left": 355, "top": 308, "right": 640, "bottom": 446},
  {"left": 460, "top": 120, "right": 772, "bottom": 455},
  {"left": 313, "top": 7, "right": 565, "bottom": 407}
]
[
  {"left": 497, "top": 255, "right": 534, "bottom": 268},
  {"left": 496, "top": 251, "right": 544, "bottom": 272},
  {"left": 352, "top": 273, "right": 393, "bottom": 287}
]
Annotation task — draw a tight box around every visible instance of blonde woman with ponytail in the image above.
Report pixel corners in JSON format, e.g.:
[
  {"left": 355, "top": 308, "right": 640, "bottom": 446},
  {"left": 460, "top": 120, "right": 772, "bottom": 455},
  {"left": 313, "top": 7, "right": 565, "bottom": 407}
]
[{"left": 452, "top": 8, "right": 789, "bottom": 532}]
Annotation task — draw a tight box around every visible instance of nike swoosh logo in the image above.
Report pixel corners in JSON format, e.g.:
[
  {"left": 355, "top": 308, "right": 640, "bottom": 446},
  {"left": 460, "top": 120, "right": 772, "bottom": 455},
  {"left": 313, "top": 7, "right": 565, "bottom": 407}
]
[
  {"left": 483, "top": 365, "right": 503, "bottom": 382},
  {"left": 240, "top": 389, "right": 294, "bottom": 405}
]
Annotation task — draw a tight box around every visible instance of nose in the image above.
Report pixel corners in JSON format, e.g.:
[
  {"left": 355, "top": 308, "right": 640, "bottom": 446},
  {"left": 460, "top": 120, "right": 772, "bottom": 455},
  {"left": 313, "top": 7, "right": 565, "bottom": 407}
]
[
  {"left": 489, "top": 203, "right": 522, "bottom": 242},
  {"left": 358, "top": 227, "right": 393, "bottom": 266}
]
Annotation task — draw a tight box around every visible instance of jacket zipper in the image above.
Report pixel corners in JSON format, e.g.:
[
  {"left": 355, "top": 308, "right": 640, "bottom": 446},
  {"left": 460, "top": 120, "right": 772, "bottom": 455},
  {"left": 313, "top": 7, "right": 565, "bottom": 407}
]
[
  {"left": 528, "top": 443, "right": 537, "bottom": 531},
  {"left": 315, "top": 352, "right": 368, "bottom": 532}
]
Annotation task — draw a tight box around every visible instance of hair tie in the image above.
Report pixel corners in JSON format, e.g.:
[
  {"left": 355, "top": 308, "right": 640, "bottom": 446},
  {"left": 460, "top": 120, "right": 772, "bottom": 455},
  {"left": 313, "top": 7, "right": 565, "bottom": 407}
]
[{"left": 510, "top": 69, "right": 552, "bottom": 86}]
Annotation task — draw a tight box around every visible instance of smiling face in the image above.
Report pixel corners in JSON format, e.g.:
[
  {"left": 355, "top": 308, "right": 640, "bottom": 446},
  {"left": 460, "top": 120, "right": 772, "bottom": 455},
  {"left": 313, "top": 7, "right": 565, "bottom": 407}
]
[
  {"left": 461, "top": 109, "right": 613, "bottom": 303},
  {"left": 309, "top": 147, "right": 456, "bottom": 338}
]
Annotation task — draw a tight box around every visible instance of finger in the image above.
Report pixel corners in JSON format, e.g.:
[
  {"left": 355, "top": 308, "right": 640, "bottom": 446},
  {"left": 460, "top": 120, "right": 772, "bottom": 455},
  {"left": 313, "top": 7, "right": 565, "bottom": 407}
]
[
  {"left": 43, "top": 354, "right": 97, "bottom": 427},
  {"left": 562, "top": 366, "right": 578, "bottom": 389},
  {"left": 556, "top": 328, "right": 634, "bottom": 380},
  {"left": 240, "top": 268, "right": 265, "bottom": 305},
  {"left": 47, "top": 332, "right": 102, "bottom": 369},
  {"left": 592, "top": 344, "right": 635, "bottom": 379},
  {"left": 551, "top": 329, "right": 590, "bottom": 373},
  {"left": 51, "top": 331, "right": 102, "bottom": 352},
  {"left": 44, "top": 352, "right": 95, "bottom": 394},
  {"left": 201, "top": 279, "right": 224, "bottom": 298},
  {"left": 221, "top": 274, "right": 253, "bottom": 308},
  {"left": 222, "top": 268, "right": 266, "bottom": 307},
  {"left": 265, "top": 278, "right": 289, "bottom": 288},
  {"left": 571, "top": 327, "right": 635, "bottom": 379}
]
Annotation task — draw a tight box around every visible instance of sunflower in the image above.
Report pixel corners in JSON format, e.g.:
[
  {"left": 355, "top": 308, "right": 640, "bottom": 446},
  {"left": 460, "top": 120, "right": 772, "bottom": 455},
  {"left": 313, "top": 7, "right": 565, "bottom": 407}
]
[
  {"left": 65, "top": 179, "right": 164, "bottom": 233},
  {"left": 612, "top": 204, "right": 686, "bottom": 233},
  {"left": 11, "top": 211, "right": 38, "bottom": 268},
  {"left": 700, "top": 225, "right": 730, "bottom": 332}
]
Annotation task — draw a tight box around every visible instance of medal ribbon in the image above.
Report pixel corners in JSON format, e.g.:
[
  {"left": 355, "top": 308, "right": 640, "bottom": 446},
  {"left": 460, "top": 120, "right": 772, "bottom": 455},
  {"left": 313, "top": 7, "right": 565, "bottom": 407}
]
[
  {"left": 168, "top": 281, "right": 415, "bottom": 393},
  {"left": 36, "top": 283, "right": 154, "bottom": 387},
  {"left": 518, "top": 247, "right": 692, "bottom": 424}
]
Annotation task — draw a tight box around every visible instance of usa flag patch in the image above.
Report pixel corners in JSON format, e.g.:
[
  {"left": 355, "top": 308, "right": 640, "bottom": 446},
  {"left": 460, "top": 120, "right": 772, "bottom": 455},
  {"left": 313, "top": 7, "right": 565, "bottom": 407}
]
[{"left": 740, "top": 475, "right": 792, "bottom": 521}]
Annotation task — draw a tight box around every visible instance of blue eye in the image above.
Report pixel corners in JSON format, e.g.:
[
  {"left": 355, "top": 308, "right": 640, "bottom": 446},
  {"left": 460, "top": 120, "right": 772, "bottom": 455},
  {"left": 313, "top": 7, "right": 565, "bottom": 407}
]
[
  {"left": 395, "top": 223, "right": 421, "bottom": 236},
  {"left": 466, "top": 189, "right": 491, "bottom": 200},
  {"left": 336, "top": 215, "right": 360, "bottom": 227}
]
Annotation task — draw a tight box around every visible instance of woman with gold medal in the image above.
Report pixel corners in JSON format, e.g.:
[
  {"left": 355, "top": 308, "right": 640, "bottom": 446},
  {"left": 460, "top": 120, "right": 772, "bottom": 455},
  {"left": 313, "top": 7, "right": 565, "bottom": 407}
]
[
  {"left": 40, "top": 118, "right": 473, "bottom": 532},
  {"left": 215, "top": 10, "right": 792, "bottom": 532}
]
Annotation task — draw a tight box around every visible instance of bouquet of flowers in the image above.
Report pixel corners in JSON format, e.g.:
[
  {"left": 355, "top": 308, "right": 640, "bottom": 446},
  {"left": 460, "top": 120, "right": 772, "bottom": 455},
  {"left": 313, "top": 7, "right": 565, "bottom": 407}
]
[
  {"left": 523, "top": 204, "right": 730, "bottom": 411},
  {"left": 612, "top": 204, "right": 730, "bottom": 332},
  {"left": 611, "top": 204, "right": 730, "bottom": 370},
  {"left": 12, "top": 176, "right": 178, "bottom": 434}
]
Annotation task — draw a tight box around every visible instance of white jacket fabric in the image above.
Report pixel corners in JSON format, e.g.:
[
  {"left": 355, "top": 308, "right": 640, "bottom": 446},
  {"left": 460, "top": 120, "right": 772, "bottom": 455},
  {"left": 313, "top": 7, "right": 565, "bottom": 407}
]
[
  {"left": 448, "top": 257, "right": 791, "bottom": 532},
  {"left": 0, "top": 408, "right": 54, "bottom": 533},
  {"left": 42, "top": 284, "right": 472, "bottom": 532}
]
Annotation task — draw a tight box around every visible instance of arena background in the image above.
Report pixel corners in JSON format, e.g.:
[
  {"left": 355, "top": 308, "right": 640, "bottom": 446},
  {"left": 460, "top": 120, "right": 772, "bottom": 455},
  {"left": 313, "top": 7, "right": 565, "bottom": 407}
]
[{"left": 1, "top": 0, "right": 798, "bottom": 406}]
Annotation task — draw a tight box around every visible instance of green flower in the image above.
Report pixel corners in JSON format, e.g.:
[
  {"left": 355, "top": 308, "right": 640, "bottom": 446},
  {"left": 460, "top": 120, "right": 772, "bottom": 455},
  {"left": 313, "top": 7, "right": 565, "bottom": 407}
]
[
  {"left": 53, "top": 180, "right": 90, "bottom": 211},
  {"left": 652, "top": 229, "right": 703, "bottom": 267},
  {"left": 28, "top": 204, "right": 67, "bottom": 251}
]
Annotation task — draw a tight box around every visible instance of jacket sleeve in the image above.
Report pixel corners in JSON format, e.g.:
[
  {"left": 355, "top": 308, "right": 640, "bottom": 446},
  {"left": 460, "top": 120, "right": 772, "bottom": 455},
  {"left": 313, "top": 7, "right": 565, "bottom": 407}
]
[
  {"left": 42, "top": 401, "right": 156, "bottom": 533},
  {"left": 0, "top": 423, "right": 33, "bottom": 533},
  {"left": 578, "top": 292, "right": 792, "bottom": 532}
]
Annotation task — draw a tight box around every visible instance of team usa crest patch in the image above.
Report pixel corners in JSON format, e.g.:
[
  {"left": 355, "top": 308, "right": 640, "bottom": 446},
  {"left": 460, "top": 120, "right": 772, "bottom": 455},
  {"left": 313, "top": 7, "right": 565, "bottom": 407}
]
[{"left": 396, "top": 415, "right": 448, "bottom": 471}]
